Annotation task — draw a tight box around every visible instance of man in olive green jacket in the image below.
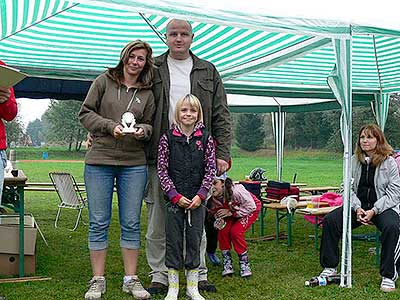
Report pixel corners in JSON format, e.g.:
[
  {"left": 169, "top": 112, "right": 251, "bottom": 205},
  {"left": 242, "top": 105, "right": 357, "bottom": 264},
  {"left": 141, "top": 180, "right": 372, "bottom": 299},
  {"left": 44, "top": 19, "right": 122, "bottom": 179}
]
[
  {"left": 146, "top": 51, "right": 231, "bottom": 166},
  {"left": 145, "top": 19, "right": 232, "bottom": 295}
]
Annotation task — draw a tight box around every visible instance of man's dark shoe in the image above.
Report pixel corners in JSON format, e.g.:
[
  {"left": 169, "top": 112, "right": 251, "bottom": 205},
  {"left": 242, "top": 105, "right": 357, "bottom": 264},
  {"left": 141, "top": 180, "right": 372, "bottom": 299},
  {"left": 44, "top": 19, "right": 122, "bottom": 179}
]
[
  {"left": 146, "top": 282, "right": 168, "bottom": 295},
  {"left": 207, "top": 252, "right": 221, "bottom": 266},
  {"left": 198, "top": 280, "right": 217, "bottom": 293}
]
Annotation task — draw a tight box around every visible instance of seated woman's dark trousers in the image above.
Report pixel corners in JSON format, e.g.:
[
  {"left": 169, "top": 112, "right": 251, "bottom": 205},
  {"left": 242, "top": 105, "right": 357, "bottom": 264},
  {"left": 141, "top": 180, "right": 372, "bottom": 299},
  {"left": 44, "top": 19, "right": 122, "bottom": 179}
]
[{"left": 320, "top": 206, "right": 400, "bottom": 279}]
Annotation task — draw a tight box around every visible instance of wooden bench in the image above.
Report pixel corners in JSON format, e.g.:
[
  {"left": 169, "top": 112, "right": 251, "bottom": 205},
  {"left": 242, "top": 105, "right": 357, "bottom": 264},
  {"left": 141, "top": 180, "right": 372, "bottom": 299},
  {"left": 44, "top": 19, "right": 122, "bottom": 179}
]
[
  {"left": 24, "top": 182, "right": 85, "bottom": 192},
  {"left": 296, "top": 206, "right": 340, "bottom": 250},
  {"left": 24, "top": 182, "right": 118, "bottom": 193},
  {"left": 262, "top": 195, "right": 320, "bottom": 203},
  {"left": 257, "top": 198, "right": 328, "bottom": 246},
  {"left": 299, "top": 186, "right": 339, "bottom": 195}
]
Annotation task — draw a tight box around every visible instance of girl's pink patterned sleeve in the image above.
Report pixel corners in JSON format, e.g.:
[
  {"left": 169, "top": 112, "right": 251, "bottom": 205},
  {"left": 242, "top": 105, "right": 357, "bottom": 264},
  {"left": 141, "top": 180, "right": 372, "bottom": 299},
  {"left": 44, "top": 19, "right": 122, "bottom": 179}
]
[
  {"left": 157, "top": 134, "right": 179, "bottom": 201},
  {"left": 231, "top": 185, "right": 256, "bottom": 217}
]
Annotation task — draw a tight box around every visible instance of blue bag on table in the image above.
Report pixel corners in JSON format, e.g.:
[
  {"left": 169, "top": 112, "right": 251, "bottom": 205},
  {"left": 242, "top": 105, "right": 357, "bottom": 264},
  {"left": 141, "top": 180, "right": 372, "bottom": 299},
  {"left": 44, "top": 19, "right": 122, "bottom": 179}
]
[{"left": 239, "top": 181, "right": 261, "bottom": 200}]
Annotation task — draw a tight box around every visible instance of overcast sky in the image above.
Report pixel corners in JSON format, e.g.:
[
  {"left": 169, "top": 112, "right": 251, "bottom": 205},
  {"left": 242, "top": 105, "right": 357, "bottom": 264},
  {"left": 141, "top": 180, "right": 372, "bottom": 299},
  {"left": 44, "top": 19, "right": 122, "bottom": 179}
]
[
  {"left": 17, "top": 98, "right": 50, "bottom": 128},
  {"left": 17, "top": 0, "right": 398, "bottom": 127}
]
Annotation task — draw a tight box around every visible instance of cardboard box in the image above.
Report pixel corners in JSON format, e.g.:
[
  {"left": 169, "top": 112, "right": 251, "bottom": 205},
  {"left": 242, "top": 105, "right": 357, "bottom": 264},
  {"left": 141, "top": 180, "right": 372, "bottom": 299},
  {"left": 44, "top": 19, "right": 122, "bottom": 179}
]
[
  {"left": 0, "top": 215, "right": 37, "bottom": 275},
  {"left": 0, "top": 225, "right": 37, "bottom": 255},
  {"left": 0, "top": 215, "right": 35, "bottom": 226},
  {"left": 0, "top": 215, "right": 37, "bottom": 255},
  {"left": 0, "top": 253, "right": 36, "bottom": 275}
]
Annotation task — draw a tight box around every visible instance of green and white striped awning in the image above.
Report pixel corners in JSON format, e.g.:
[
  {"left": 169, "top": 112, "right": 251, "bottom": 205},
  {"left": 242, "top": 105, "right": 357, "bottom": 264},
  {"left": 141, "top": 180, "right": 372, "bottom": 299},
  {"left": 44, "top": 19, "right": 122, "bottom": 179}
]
[{"left": 2, "top": 0, "right": 400, "bottom": 104}]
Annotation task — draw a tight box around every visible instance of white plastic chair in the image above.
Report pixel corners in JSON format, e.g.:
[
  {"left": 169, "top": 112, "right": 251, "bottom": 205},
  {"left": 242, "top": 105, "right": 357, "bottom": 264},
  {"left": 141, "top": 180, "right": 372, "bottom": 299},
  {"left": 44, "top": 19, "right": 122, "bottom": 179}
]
[{"left": 49, "top": 172, "right": 86, "bottom": 231}]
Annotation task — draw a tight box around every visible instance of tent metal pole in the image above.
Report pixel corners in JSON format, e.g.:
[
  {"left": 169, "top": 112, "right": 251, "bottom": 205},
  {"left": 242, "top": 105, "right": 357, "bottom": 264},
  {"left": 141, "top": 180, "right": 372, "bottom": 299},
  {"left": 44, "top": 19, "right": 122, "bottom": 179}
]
[
  {"left": 327, "top": 37, "right": 353, "bottom": 288},
  {"left": 271, "top": 97, "right": 284, "bottom": 181}
]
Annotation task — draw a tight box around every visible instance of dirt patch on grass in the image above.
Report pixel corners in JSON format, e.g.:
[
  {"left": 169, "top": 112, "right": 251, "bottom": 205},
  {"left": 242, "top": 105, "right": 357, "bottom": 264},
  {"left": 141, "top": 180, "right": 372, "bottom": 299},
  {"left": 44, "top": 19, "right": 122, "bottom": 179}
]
[{"left": 20, "top": 160, "right": 84, "bottom": 163}]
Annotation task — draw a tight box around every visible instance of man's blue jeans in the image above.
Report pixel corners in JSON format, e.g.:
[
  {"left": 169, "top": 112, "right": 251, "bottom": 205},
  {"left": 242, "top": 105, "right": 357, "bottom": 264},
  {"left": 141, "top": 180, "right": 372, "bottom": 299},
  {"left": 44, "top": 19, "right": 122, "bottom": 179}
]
[
  {"left": 0, "top": 150, "right": 7, "bottom": 207},
  {"left": 84, "top": 164, "right": 147, "bottom": 251}
]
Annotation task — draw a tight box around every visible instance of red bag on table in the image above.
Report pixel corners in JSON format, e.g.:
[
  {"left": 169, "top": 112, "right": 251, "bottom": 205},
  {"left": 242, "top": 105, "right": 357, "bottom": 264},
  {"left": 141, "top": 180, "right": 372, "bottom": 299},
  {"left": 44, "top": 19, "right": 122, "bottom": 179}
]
[{"left": 266, "top": 181, "right": 299, "bottom": 201}]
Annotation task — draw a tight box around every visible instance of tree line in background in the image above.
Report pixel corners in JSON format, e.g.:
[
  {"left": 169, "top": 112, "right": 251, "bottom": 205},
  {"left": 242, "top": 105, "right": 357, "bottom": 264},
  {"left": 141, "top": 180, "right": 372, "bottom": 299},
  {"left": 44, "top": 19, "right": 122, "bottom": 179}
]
[
  {"left": 6, "top": 100, "right": 87, "bottom": 151},
  {"left": 5, "top": 95, "right": 400, "bottom": 152},
  {"left": 234, "top": 94, "right": 400, "bottom": 152}
]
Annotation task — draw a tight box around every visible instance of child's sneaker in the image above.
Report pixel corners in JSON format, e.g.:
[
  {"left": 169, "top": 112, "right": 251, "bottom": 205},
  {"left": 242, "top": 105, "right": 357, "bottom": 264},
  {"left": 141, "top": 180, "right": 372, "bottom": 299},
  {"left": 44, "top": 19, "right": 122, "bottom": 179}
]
[
  {"left": 319, "top": 268, "right": 337, "bottom": 278},
  {"left": 84, "top": 276, "right": 106, "bottom": 300},
  {"left": 122, "top": 277, "right": 151, "bottom": 299},
  {"left": 380, "top": 277, "right": 396, "bottom": 292}
]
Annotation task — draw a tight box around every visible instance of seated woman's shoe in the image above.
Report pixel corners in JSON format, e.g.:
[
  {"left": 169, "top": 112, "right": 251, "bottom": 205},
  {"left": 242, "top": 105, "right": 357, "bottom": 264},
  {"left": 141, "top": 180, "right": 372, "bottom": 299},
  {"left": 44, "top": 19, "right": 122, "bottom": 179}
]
[{"left": 380, "top": 277, "right": 396, "bottom": 292}]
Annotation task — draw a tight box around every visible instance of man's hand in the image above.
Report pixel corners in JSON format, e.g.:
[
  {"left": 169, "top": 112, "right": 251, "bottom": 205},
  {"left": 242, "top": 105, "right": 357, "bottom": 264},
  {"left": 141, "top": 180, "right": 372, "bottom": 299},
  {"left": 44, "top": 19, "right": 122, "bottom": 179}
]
[
  {"left": 0, "top": 87, "right": 11, "bottom": 104},
  {"left": 86, "top": 132, "right": 93, "bottom": 149},
  {"left": 216, "top": 159, "right": 229, "bottom": 176}
]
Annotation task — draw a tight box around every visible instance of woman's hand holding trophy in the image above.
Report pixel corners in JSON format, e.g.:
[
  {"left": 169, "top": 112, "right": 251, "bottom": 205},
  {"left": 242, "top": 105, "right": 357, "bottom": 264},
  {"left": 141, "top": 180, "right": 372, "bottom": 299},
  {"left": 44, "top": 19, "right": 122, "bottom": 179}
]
[{"left": 113, "top": 111, "right": 144, "bottom": 139}]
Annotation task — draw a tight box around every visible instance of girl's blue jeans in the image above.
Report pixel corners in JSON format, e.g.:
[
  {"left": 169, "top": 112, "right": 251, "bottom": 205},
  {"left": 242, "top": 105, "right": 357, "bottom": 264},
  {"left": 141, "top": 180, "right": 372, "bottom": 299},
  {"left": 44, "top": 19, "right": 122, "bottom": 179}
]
[{"left": 84, "top": 164, "right": 147, "bottom": 251}]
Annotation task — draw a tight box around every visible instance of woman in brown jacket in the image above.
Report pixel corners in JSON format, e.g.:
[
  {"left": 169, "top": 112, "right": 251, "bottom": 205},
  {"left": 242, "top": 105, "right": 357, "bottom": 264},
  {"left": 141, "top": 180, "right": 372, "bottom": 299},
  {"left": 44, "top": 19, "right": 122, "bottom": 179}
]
[{"left": 79, "top": 40, "right": 155, "bottom": 300}]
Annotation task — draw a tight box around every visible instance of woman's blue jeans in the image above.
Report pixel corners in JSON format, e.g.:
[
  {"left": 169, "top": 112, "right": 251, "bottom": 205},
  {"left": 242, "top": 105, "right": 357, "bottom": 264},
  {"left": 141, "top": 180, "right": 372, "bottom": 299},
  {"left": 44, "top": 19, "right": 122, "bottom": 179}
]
[{"left": 84, "top": 164, "right": 147, "bottom": 251}]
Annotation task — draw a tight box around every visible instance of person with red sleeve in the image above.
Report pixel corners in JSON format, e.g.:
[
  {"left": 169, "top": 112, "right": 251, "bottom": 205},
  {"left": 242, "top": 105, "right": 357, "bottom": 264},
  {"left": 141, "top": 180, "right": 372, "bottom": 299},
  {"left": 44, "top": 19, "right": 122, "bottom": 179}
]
[{"left": 0, "top": 60, "right": 18, "bottom": 208}]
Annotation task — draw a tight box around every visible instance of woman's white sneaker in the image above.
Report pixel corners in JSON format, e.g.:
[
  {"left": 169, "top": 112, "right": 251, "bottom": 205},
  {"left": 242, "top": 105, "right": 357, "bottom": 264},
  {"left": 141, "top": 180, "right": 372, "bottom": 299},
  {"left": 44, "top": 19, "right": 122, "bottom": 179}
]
[
  {"left": 85, "top": 276, "right": 106, "bottom": 300},
  {"left": 122, "top": 277, "right": 151, "bottom": 299}
]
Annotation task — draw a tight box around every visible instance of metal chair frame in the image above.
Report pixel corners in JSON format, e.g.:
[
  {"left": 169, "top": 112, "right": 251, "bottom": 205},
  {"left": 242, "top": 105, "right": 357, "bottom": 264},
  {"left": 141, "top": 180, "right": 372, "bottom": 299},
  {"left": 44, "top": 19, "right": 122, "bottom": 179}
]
[{"left": 49, "top": 172, "right": 86, "bottom": 231}]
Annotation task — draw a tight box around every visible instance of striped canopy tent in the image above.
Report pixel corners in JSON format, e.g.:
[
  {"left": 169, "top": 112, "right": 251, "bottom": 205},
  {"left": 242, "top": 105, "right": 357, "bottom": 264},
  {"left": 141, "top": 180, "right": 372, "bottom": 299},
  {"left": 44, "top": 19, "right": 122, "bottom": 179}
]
[{"left": 2, "top": 0, "right": 400, "bottom": 287}]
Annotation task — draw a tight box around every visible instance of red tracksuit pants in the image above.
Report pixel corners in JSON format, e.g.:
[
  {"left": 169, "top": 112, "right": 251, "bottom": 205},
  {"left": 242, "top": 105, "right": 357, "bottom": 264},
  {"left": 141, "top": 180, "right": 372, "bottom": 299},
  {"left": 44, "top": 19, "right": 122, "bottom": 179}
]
[{"left": 218, "top": 195, "right": 261, "bottom": 255}]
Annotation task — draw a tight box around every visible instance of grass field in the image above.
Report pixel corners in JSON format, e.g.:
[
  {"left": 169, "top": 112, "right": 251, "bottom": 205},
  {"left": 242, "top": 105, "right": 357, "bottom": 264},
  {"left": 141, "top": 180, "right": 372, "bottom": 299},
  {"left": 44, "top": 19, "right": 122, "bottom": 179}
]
[{"left": 0, "top": 147, "right": 397, "bottom": 300}]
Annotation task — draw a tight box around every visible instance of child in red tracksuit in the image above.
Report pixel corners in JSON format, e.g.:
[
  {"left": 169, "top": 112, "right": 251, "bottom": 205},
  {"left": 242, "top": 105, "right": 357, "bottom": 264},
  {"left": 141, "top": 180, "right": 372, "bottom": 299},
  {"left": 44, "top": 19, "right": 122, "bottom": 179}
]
[{"left": 209, "top": 174, "right": 261, "bottom": 277}]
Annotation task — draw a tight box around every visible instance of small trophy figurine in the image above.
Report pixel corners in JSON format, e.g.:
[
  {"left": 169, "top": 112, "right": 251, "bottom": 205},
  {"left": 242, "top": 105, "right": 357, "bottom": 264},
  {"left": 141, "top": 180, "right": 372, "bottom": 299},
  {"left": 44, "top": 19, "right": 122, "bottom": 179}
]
[{"left": 121, "top": 111, "right": 136, "bottom": 134}]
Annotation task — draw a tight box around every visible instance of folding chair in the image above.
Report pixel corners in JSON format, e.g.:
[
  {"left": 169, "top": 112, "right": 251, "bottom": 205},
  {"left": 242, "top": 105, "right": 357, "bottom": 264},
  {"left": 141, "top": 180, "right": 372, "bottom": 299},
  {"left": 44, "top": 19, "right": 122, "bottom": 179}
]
[{"left": 49, "top": 172, "right": 86, "bottom": 231}]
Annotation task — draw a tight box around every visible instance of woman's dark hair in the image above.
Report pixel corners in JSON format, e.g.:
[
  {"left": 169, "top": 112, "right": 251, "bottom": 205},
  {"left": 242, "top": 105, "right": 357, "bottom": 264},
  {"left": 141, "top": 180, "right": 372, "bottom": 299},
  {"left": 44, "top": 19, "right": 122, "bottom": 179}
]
[
  {"left": 108, "top": 40, "right": 154, "bottom": 88},
  {"left": 223, "top": 177, "right": 234, "bottom": 203},
  {"left": 355, "top": 124, "right": 393, "bottom": 166}
]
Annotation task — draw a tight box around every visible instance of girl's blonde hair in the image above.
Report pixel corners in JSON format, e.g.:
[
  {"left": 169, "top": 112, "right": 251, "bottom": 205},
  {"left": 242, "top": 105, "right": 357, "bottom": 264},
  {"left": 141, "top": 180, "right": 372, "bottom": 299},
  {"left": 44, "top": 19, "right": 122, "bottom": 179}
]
[
  {"left": 108, "top": 40, "right": 154, "bottom": 88},
  {"left": 355, "top": 123, "right": 393, "bottom": 166},
  {"left": 173, "top": 94, "right": 204, "bottom": 126}
]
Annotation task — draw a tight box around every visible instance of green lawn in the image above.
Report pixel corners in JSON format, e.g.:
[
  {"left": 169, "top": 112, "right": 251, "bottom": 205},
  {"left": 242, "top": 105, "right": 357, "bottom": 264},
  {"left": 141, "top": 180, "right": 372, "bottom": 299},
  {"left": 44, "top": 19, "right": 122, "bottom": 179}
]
[{"left": 0, "top": 147, "right": 397, "bottom": 299}]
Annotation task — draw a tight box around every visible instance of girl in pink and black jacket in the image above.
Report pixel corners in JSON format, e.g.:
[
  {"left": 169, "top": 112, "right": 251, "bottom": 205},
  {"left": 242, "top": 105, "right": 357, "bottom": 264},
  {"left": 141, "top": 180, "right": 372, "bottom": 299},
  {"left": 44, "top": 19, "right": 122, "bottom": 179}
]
[{"left": 157, "top": 94, "right": 216, "bottom": 300}]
